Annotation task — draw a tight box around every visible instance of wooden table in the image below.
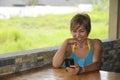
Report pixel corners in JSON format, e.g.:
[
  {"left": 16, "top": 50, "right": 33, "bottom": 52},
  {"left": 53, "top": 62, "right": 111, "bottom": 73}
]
[{"left": 0, "top": 65, "right": 120, "bottom": 80}]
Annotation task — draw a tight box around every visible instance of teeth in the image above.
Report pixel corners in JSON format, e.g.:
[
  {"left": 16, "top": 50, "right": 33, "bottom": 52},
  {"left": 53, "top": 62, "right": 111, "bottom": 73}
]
[{"left": 77, "top": 38, "right": 81, "bottom": 40}]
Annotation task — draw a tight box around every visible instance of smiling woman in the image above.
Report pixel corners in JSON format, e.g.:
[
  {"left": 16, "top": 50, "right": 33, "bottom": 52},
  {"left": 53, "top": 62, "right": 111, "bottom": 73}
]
[{"left": 52, "top": 13, "right": 102, "bottom": 75}]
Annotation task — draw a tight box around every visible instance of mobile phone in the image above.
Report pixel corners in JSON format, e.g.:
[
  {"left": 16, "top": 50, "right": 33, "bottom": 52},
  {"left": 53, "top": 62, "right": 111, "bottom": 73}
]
[{"left": 64, "top": 58, "right": 74, "bottom": 67}]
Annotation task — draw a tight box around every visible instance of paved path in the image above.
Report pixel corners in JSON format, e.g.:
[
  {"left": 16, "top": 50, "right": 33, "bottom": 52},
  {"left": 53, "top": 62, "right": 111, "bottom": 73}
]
[{"left": 0, "top": 5, "right": 92, "bottom": 19}]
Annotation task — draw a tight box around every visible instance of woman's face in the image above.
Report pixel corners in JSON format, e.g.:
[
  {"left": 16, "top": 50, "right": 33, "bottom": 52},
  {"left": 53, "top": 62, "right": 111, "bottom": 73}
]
[{"left": 71, "top": 25, "right": 87, "bottom": 42}]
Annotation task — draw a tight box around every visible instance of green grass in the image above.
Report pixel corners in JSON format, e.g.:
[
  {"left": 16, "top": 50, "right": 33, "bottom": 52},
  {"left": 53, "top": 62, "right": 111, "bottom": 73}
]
[{"left": 0, "top": 10, "right": 108, "bottom": 54}]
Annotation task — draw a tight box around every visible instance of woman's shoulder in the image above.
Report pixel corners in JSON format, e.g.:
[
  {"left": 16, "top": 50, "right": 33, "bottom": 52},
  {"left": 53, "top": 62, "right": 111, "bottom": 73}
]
[
  {"left": 89, "top": 38, "right": 102, "bottom": 45},
  {"left": 89, "top": 38, "right": 101, "bottom": 42}
]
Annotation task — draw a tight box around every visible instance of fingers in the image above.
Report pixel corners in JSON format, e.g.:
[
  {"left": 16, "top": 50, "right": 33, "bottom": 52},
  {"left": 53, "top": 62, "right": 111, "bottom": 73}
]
[
  {"left": 70, "top": 65, "right": 76, "bottom": 68},
  {"left": 68, "top": 67, "right": 79, "bottom": 75},
  {"left": 68, "top": 64, "right": 79, "bottom": 75},
  {"left": 67, "top": 38, "right": 78, "bottom": 45},
  {"left": 70, "top": 64, "right": 79, "bottom": 68},
  {"left": 66, "top": 38, "right": 84, "bottom": 46}
]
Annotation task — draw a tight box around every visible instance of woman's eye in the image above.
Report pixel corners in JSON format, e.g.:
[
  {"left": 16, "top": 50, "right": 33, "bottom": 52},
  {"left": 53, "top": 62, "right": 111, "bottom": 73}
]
[
  {"left": 79, "top": 30, "right": 85, "bottom": 32},
  {"left": 72, "top": 30, "right": 76, "bottom": 33}
]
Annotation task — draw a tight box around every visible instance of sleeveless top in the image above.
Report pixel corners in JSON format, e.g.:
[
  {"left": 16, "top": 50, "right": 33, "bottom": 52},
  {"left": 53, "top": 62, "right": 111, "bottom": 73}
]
[{"left": 71, "top": 40, "right": 93, "bottom": 67}]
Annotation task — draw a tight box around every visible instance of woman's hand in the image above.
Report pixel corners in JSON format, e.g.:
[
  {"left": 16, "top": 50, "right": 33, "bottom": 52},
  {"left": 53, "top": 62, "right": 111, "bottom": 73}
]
[
  {"left": 67, "top": 64, "right": 80, "bottom": 75},
  {"left": 65, "top": 38, "right": 78, "bottom": 45}
]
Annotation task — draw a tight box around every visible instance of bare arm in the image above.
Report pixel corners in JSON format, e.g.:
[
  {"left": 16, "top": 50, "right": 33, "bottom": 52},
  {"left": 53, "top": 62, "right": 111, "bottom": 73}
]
[
  {"left": 67, "top": 39, "right": 102, "bottom": 75},
  {"left": 80, "top": 39, "right": 102, "bottom": 73},
  {"left": 52, "top": 38, "right": 77, "bottom": 68},
  {"left": 52, "top": 40, "right": 68, "bottom": 68}
]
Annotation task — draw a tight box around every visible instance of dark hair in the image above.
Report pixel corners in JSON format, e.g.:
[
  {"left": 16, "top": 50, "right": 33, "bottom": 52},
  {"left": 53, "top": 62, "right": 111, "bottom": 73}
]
[{"left": 70, "top": 13, "right": 91, "bottom": 36}]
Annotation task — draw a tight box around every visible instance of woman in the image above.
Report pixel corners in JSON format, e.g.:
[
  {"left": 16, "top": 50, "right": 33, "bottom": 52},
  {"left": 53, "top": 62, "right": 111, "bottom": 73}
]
[{"left": 52, "top": 13, "right": 102, "bottom": 75}]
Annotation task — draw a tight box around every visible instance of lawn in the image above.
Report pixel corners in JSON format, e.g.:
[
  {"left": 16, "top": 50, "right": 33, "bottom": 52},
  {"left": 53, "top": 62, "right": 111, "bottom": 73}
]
[{"left": 0, "top": 10, "right": 108, "bottom": 54}]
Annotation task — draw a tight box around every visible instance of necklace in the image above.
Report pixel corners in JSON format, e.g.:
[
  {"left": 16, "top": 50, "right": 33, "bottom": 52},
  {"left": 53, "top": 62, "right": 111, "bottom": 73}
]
[{"left": 73, "top": 39, "right": 90, "bottom": 51}]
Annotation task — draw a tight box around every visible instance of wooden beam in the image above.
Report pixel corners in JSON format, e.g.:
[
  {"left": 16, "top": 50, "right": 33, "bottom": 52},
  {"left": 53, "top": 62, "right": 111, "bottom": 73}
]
[
  {"left": 117, "top": 0, "right": 120, "bottom": 38},
  {"left": 109, "top": 0, "right": 118, "bottom": 39}
]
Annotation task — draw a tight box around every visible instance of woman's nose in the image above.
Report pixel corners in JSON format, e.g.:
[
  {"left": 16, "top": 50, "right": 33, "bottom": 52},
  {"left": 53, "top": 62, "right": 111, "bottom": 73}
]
[{"left": 75, "top": 32, "right": 80, "bottom": 37}]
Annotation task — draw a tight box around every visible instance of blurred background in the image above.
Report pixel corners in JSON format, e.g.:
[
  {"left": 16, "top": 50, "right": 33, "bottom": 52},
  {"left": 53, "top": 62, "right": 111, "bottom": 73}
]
[{"left": 0, "top": 0, "right": 109, "bottom": 54}]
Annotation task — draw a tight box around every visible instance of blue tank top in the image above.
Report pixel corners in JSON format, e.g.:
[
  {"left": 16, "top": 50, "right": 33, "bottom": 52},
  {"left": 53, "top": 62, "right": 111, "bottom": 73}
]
[{"left": 71, "top": 40, "right": 93, "bottom": 67}]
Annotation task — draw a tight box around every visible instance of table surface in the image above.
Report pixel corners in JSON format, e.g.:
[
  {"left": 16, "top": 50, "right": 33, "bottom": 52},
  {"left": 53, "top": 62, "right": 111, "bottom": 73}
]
[{"left": 0, "top": 65, "right": 120, "bottom": 80}]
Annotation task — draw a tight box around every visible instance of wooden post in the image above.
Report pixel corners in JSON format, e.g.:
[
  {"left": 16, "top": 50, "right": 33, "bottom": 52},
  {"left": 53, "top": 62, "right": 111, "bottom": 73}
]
[{"left": 109, "top": 0, "right": 119, "bottom": 39}]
